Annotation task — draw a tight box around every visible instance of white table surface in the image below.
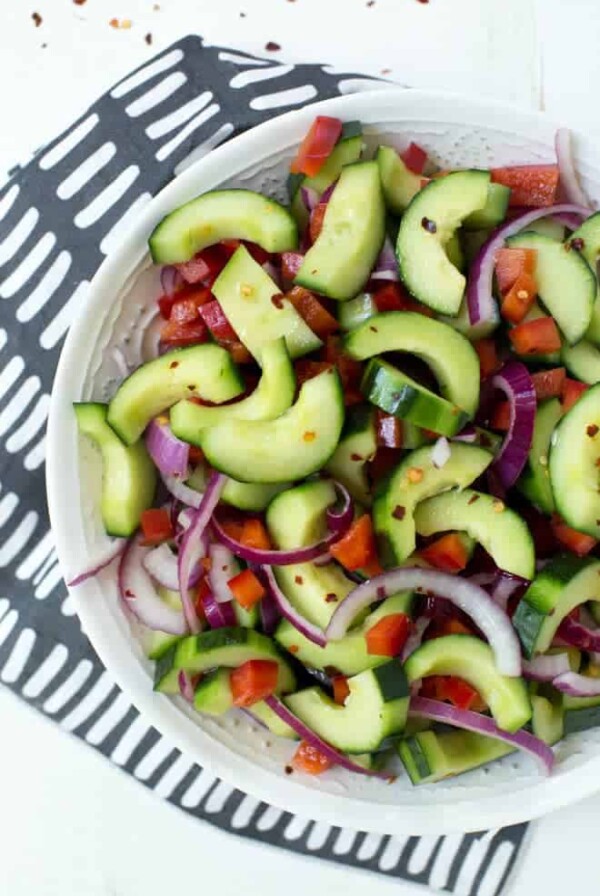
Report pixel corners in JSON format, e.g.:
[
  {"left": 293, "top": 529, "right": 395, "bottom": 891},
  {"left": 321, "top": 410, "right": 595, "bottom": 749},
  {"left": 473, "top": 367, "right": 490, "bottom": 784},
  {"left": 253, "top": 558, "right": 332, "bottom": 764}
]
[{"left": 1, "top": 1, "right": 600, "bottom": 893}]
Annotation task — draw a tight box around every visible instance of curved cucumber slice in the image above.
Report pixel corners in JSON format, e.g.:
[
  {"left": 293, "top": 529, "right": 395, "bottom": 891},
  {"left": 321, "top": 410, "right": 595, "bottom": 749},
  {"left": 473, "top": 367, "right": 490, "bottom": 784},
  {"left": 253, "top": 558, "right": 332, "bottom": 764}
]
[
  {"left": 345, "top": 311, "right": 480, "bottom": 416},
  {"left": 285, "top": 660, "right": 410, "bottom": 753},
  {"left": 170, "top": 339, "right": 295, "bottom": 444},
  {"left": 373, "top": 442, "right": 492, "bottom": 566},
  {"left": 222, "top": 480, "right": 289, "bottom": 512},
  {"left": 107, "top": 345, "right": 244, "bottom": 445},
  {"left": 507, "top": 231, "right": 595, "bottom": 344},
  {"left": 549, "top": 382, "right": 600, "bottom": 536},
  {"left": 337, "top": 292, "right": 377, "bottom": 331},
  {"left": 325, "top": 404, "right": 377, "bottom": 505},
  {"left": 562, "top": 339, "right": 600, "bottom": 384},
  {"left": 212, "top": 246, "right": 321, "bottom": 362},
  {"left": 398, "top": 729, "right": 513, "bottom": 785},
  {"left": 463, "top": 183, "right": 510, "bottom": 231},
  {"left": 148, "top": 189, "right": 297, "bottom": 263},
  {"left": 376, "top": 145, "right": 423, "bottom": 214},
  {"left": 193, "top": 668, "right": 232, "bottom": 715},
  {"left": 531, "top": 693, "right": 564, "bottom": 746},
  {"left": 414, "top": 488, "right": 535, "bottom": 580},
  {"left": 247, "top": 700, "right": 299, "bottom": 739},
  {"left": 566, "top": 212, "right": 600, "bottom": 345},
  {"left": 361, "top": 358, "right": 470, "bottom": 437},
  {"left": 513, "top": 555, "right": 600, "bottom": 657},
  {"left": 405, "top": 635, "right": 531, "bottom": 732},
  {"left": 295, "top": 162, "right": 385, "bottom": 300},
  {"left": 201, "top": 368, "right": 344, "bottom": 483},
  {"left": 518, "top": 398, "right": 562, "bottom": 514},
  {"left": 74, "top": 403, "right": 156, "bottom": 537},
  {"left": 397, "top": 170, "right": 490, "bottom": 314}
]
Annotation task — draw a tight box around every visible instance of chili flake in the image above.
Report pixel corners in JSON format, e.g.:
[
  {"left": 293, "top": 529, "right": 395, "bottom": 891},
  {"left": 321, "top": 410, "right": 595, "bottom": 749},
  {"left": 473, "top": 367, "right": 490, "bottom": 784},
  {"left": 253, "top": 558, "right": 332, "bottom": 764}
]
[
  {"left": 587, "top": 424, "right": 599, "bottom": 437},
  {"left": 467, "top": 494, "right": 480, "bottom": 505},
  {"left": 325, "top": 593, "right": 338, "bottom": 603},
  {"left": 350, "top": 453, "right": 363, "bottom": 461},
  {"left": 241, "top": 284, "right": 253, "bottom": 297},
  {"left": 169, "top": 360, "right": 180, "bottom": 369},
  {"left": 265, "top": 41, "right": 281, "bottom": 51},
  {"left": 369, "top": 326, "right": 379, "bottom": 333},
  {"left": 271, "top": 293, "right": 285, "bottom": 309},
  {"left": 303, "top": 430, "right": 316, "bottom": 442},
  {"left": 376, "top": 586, "right": 387, "bottom": 600},
  {"left": 493, "top": 499, "right": 505, "bottom": 513},
  {"left": 284, "top": 765, "right": 294, "bottom": 775},
  {"left": 32, "top": 12, "right": 42, "bottom": 26},
  {"left": 145, "top": 32, "right": 153, "bottom": 45},
  {"left": 294, "top": 575, "right": 304, "bottom": 585},
  {"left": 570, "top": 237, "right": 585, "bottom": 251},
  {"left": 407, "top": 467, "right": 424, "bottom": 484},
  {"left": 288, "top": 645, "right": 299, "bottom": 654},
  {"left": 392, "top": 505, "right": 406, "bottom": 520},
  {"left": 109, "top": 17, "right": 133, "bottom": 29},
  {"left": 421, "top": 217, "right": 437, "bottom": 234}
]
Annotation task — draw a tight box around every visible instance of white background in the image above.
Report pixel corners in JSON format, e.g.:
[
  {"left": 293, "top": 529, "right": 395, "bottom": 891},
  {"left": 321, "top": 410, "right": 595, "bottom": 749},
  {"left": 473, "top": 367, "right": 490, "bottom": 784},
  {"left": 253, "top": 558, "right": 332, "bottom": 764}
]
[{"left": 2, "top": 1, "right": 600, "bottom": 893}]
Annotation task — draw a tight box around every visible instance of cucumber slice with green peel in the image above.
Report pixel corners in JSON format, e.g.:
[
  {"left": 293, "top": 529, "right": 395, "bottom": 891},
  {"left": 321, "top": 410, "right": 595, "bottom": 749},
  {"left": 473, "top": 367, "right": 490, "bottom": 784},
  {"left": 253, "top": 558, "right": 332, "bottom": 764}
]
[
  {"left": 565, "top": 212, "right": 600, "bottom": 345},
  {"left": 398, "top": 729, "right": 513, "bottom": 785},
  {"left": 247, "top": 700, "right": 299, "bottom": 739},
  {"left": 549, "top": 382, "right": 600, "bottom": 536},
  {"left": 563, "top": 702, "right": 600, "bottom": 735},
  {"left": 107, "top": 345, "right": 244, "bottom": 445},
  {"left": 561, "top": 339, "right": 600, "bottom": 384},
  {"left": 373, "top": 442, "right": 492, "bottom": 566},
  {"left": 324, "top": 404, "right": 377, "bottom": 505},
  {"left": 463, "top": 183, "right": 510, "bottom": 231},
  {"left": 170, "top": 338, "right": 295, "bottom": 444},
  {"left": 512, "top": 555, "right": 600, "bottom": 658},
  {"left": 285, "top": 660, "right": 410, "bottom": 753},
  {"left": 74, "top": 403, "right": 156, "bottom": 536},
  {"left": 506, "top": 231, "right": 595, "bottom": 345},
  {"left": 337, "top": 292, "right": 377, "bottom": 331},
  {"left": 200, "top": 368, "right": 344, "bottom": 483},
  {"left": 212, "top": 246, "right": 322, "bottom": 362},
  {"left": 222, "top": 480, "right": 290, "bottom": 512},
  {"left": 445, "top": 232, "right": 465, "bottom": 272},
  {"left": 345, "top": 311, "right": 480, "bottom": 416},
  {"left": 531, "top": 694, "right": 564, "bottom": 746},
  {"left": 397, "top": 170, "right": 490, "bottom": 315},
  {"left": 414, "top": 488, "right": 535, "bottom": 580},
  {"left": 275, "top": 591, "right": 414, "bottom": 676},
  {"left": 361, "top": 358, "right": 471, "bottom": 437},
  {"left": 404, "top": 635, "right": 532, "bottom": 732},
  {"left": 148, "top": 189, "right": 298, "bottom": 263},
  {"left": 525, "top": 217, "right": 565, "bottom": 241},
  {"left": 517, "top": 398, "right": 562, "bottom": 514},
  {"left": 376, "top": 145, "right": 423, "bottom": 214},
  {"left": 295, "top": 162, "right": 386, "bottom": 300},
  {"left": 193, "top": 669, "right": 233, "bottom": 715},
  {"left": 154, "top": 627, "right": 296, "bottom": 694},
  {"left": 270, "top": 561, "right": 355, "bottom": 630}
]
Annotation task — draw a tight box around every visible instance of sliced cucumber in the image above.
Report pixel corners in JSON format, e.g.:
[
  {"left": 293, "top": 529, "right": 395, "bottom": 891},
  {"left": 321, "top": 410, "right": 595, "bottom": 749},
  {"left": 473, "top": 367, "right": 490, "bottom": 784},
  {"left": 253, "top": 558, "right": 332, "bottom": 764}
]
[
  {"left": 345, "top": 311, "right": 480, "bottom": 416},
  {"left": 170, "top": 339, "right": 295, "bottom": 444},
  {"left": 295, "top": 162, "right": 385, "bottom": 300},
  {"left": 285, "top": 660, "right": 410, "bottom": 753},
  {"left": 445, "top": 232, "right": 465, "bottom": 272},
  {"left": 463, "top": 183, "right": 510, "bottom": 231},
  {"left": 247, "top": 700, "right": 299, "bottom": 739},
  {"left": 211, "top": 246, "right": 321, "bottom": 362},
  {"left": 201, "top": 368, "right": 344, "bottom": 483},
  {"left": 566, "top": 212, "right": 600, "bottom": 345},
  {"left": 107, "top": 345, "right": 244, "bottom": 445},
  {"left": 138, "top": 590, "right": 182, "bottom": 660},
  {"left": 324, "top": 404, "right": 377, "bottom": 505},
  {"left": 563, "top": 688, "right": 600, "bottom": 735},
  {"left": 517, "top": 398, "right": 562, "bottom": 514},
  {"left": 414, "top": 488, "right": 535, "bottom": 580},
  {"left": 373, "top": 442, "right": 492, "bottom": 566},
  {"left": 193, "top": 668, "right": 232, "bottom": 715},
  {"left": 74, "top": 402, "right": 156, "bottom": 536},
  {"left": 275, "top": 591, "right": 414, "bottom": 676},
  {"left": 549, "top": 382, "right": 600, "bottom": 536},
  {"left": 526, "top": 217, "right": 565, "bottom": 241},
  {"left": 361, "top": 358, "right": 471, "bottom": 438},
  {"left": 396, "top": 170, "right": 490, "bottom": 314},
  {"left": 404, "top": 635, "right": 531, "bottom": 732},
  {"left": 513, "top": 555, "right": 600, "bottom": 658},
  {"left": 376, "top": 145, "right": 423, "bottom": 214},
  {"left": 149, "top": 189, "right": 297, "bottom": 263},
  {"left": 506, "top": 231, "right": 595, "bottom": 345},
  {"left": 337, "top": 292, "right": 377, "bottom": 331},
  {"left": 531, "top": 693, "right": 564, "bottom": 746},
  {"left": 222, "top": 480, "right": 289, "bottom": 512},
  {"left": 398, "top": 729, "right": 513, "bottom": 785},
  {"left": 561, "top": 339, "right": 600, "bottom": 384}
]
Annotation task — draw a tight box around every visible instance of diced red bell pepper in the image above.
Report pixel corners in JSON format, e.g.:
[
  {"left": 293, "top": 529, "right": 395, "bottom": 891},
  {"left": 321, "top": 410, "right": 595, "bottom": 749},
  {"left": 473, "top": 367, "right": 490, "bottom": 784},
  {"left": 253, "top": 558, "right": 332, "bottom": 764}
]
[
  {"left": 220, "top": 239, "right": 271, "bottom": 265},
  {"left": 400, "top": 142, "right": 428, "bottom": 175},
  {"left": 140, "top": 508, "right": 174, "bottom": 546},
  {"left": 490, "top": 400, "right": 511, "bottom": 431},
  {"left": 322, "top": 336, "right": 363, "bottom": 405},
  {"left": 332, "top": 675, "right": 350, "bottom": 706},
  {"left": 198, "top": 298, "right": 238, "bottom": 342},
  {"left": 290, "top": 116, "right": 343, "bottom": 178},
  {"left": 500, "top": 271, "right": 537, "bottom": 324},
  {"left": 294, "top": 359, "right": 333, "bottom": 387},
  {"left": 419, "top": 533, "right": 469, "bottom": 573},
  {"left": 551, "top": 514, "right": 597, "bottom": 557},
  {"left": 375, "top": 410, "right": 403, "bottom": 448},
  {"left": 421, "top": 676, "right": 486, "bottom": 712},
  {"left": 329, "top": 514, "right": 380, "bottom": 572},
  {"left": 508, "top": 316, "right": 562, "bottom": 355},
  {"left": 491, "top": 165, "right": 559, "bottom": 208},
  {"left": 531, "top": 367, "right": 566, "bottom": 401},
  {"left": 281, "top": 251, "right": 304, "bottom": 283},
  {"left": 239, "top": 518, "right": 272, "bottom": 551},
  {"left": 176, "top": 246, "right": 227, "bottom": 285},
  {"left": 309, "top": 201, "right": 328, "bottom": 244},
  {"left": 562, "top": 378, "right": 589, "bottom": 412},
  {"left": 159, "top": 286, "right": 213, "bottom": 321},
  {"left": 368, "top": 447, "right": 403, "bottom": 483},
  {"left": 474, "top": 338, "right": 501, "bottom": 379},
  {"left": 372, "top": 281, "right": 434, "bottom": 316},
  {"left": 227, "top": 568, "right": 266, "bottom": 610},
  {"left": 291, "top": 740, "right": 333, "bottom": 775},
  {"left": 286, "top": 286, "right": 339, "bottom": 338},
  {"left": 160, "top": 308, "right": 209, "bottom": 347},
  {"left": 230, "top": 659, "right": 279, "bottom": 707},
  {"left": 495, "top": 247, "right": 537, "bottom": 295},
  {"left": 365, "top": 613, "right": 411, "bottom": 657}
]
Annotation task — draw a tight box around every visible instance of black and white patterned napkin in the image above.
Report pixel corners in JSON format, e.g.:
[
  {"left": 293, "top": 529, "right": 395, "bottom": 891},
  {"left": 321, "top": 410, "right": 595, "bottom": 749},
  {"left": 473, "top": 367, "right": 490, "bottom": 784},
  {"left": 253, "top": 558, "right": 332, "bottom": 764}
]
[{"left": 0, "top": 36, "right": 528, "bottom": 895}]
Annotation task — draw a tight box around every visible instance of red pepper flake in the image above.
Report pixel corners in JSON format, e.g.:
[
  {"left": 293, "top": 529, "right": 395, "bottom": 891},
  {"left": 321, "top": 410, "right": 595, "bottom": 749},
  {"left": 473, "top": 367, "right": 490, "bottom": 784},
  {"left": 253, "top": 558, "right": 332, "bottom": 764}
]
[
  {"left": 570, "top": 237, "right": 585, "bottom": 251},
  {"left": 201, "top": 558, "right": 212, "bottom": 572},
  {"left": 145, "top": 32, "right": 153, "bottom": 45},
  {"left": 294, "top": 575, "right": 304, "bottom": 585},
  {"left": 468, "top": 494, "right": 480, "bottom": 505},
  {"left": 392, "top": 505, "right": 406, "bottom": 520},
  {"left": 376, "top": 586, "right": 387, "bottom": 600},
  {"left": 325, "top": 593, "right": 338, "bottom": 603},
  {"left": 265, "top": 41, "right": 281, "bottom": 51},
  {"left": 109, "top": 17, "right": 132, "bottom": 29},
  {"left": 187, "top": 384, "right": 196, "bottom": 391},
  {"left": 369, "top": 326, "right": 379, "bottom": 333},
  {"left": 367, "top": 0, "right": 375, "bottom": 5},
  {"left": 350, "top": 453, "right": 363, "bottom": 461},
  {"left": 381, "top": 68, "right": 392, "bottom": 75},
  {"left": 271, "top": 293, "right": 285, "bottom": 309},
  {"left": 303, "top": 430, "right": 316, "bottom": 442},
  {"left": 416, "top": 0, "right": 429, "bottom": 4},
  {"left": 285, "top": 765, "right": 294, "bottom": 774},
  {"left": 288, "top": 645, "right": 299, "bottom": 654},
  {"left": 595, "top": 458, "right": 600, "bottom": 468},
  {"left": 169, "top": 360, "right": 179, "bottom": 369},
  {"left": 421, "top": 216, "right": 437, "bottom": 234},
  {"left": 73, "top": 0, "right": 87, "bottom": 4},
  {"left": 125, "top": 589, "right": 135, "bottom": 598},
  {"left": 32, "top": 11, "right": 42, "bottom": 26},
  {"left": 587, "top": 424, "right": 599, "bottom": 437}
]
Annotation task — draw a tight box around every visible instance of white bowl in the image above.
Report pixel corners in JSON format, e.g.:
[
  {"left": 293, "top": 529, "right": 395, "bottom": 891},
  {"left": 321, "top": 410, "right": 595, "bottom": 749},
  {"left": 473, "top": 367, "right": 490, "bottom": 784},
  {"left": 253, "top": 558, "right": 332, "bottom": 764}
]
[{"left": 47, "top": 89, "right": 600, "bottom": 835}]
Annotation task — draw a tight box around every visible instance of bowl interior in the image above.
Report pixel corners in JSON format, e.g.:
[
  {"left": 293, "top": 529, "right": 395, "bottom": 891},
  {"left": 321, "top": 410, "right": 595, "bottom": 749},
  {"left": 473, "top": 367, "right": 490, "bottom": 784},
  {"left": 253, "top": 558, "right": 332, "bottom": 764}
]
[{"left": 47, "top": 89, "right": 600, "bottom": 834}]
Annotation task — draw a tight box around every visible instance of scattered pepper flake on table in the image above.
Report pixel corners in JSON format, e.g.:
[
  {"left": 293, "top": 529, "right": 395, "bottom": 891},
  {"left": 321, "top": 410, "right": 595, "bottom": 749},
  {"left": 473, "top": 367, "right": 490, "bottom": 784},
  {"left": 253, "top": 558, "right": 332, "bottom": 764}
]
[
  {"left": 32, "top": 11, "right": 43, "bottom": 26},
  {"left": 109, "top": 17, "right": 133, "bottom": 29},
  {"left": 73, "top": 0, "right": 87, "bottom": 5},
  {"left": 145, "top": 32, "right": 153, "bottom": 45},
  {"left": 265, "top": 41, "right": 281, "bottom": 51}
]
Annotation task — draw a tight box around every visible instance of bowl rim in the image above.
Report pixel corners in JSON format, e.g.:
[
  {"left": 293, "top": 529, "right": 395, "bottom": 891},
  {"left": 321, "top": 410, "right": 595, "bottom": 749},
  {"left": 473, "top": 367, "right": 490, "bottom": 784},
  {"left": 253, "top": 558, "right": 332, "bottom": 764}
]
[{"left": 47, "top": 87, "right": 600, "bottom": 835}]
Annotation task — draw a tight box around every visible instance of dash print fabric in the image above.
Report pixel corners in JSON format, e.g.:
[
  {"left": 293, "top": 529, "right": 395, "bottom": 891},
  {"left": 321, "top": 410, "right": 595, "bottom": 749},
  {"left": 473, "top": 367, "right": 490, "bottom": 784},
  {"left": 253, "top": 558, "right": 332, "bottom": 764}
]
[{"left": 0, "top": 36, "right": 528, "bottom": 896}]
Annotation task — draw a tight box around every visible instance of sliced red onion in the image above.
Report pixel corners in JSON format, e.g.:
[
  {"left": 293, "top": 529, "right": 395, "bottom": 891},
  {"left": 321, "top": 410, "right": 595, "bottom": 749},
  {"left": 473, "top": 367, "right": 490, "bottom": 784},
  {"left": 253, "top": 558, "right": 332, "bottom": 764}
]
[
  {"left": 490, "top": 572, "right": 529, "bottom": 612},
  {"left": 67, "top": 538, "right": 127, "bottom": 587},
  {"left": 453, "top": 425, "right": 477, "bottom": 444},
  {"left": 370, "top": 236, "right": 399, "bottom": 282},
  {"left": 208, "top": 542, "right": 239, "bottom": 604},
  {"left": 118, "top": 535, "right": 186, "bottom": 635},
  {"left": 325, "top": 483, "right": 353, "bottom": 533},
  {"left": 401, "top": 617, "right": 430, "bottom": 662},
  {"left": 145, "top": 419, "right": 190, "bottom": 480},
  {"left": 326, "top": 567, "right": 522, "bottom": 676},
  {"left": 212, "top": 516, "right": 343, "bottom": 566},
  {"left": 490, "top": 362, "right": 536, "bottom": 488},
  {"left": 160, "top": 265, "right": 184, "bottom": 297},
  {"left": 552, "top": 671, "right": 600, "bottom": 697},
  {"left": 178, "top": 472, "right": 226, "bottom": 631},
  {"left": 259, "top": 588, "right": 281, "bottom": 635},
  {"left": 142, "top": 541, "right": 204, "bottom": 591},
  {"left": 522, "top": 653, "right": 571, "bottom": 682},
  {"left": 552, "top": 210, "right": 587, "bottom": 231},
  {"left": 320, "top": 181, "right": 337, "bottom": 204},
  {"left": 409, "top": 696, "right": 554, "bottom": 774},
  {"left": 555, "top": 128, "right": 591, "bottom": 210},
  {"left": 262, "top": 566, "right": 327, "bottom": 647},
  {"left": 201, "top": 590, "right": 237, "bottom": 629},
  {"left": 161, "top": 472, "right": 203, "bottom": 508},
  {"left": 467, "top": 572, "right": 497, "bottom": 589},
  {"left": 262, "top": 260, "right": 281, "bottom": 287},
  {"left": 300, "top": 186, "right": 319, "bottom": 213},
  {"left": 557, "top": 614, "right": 600, "bottom": 653},
  {"left": 178, "top": 671, "right": 195, "bottom": 703},
  {"left": 264, "top": 696, "right": 392, "bottom": 779},
  {"left": 430, "top": 437, "right": 451, "bottom": 469},
  {"left": 466, "top": 203, "right": 592, "bottom": 335}
]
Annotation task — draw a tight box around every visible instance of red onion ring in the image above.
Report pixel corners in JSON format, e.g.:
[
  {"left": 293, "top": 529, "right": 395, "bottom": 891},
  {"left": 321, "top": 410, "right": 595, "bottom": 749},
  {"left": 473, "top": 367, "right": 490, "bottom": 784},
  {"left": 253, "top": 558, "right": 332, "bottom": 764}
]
[
  {"left": 262, "top": 566, "right": 327, "bottom": 647},
  {"left": 557, "top": 614, "right": 600, "bottom": 653},
  {"left": 490, "top": 361, "right": 536, "bottom": 489},
  {"left": 118, "top": 535, "right": 186, "bottom": 635},
  {"left": 142, "top": 541, "right": 204, "bottom": 591},
  {"left": 67, "top": 538, "right": 126, "bottom": 587},
  {"left": 522, "top": 653, "right": 571, "bottom": 682},
  {"left": 160, "top": 265, "right": 184, "bottom": 297},
  {"left": 208, "top": 542, "right": 239, "bottom": 604},
  {"left": 201, "top": 590, "right": 237, "bottom": 629},
  {"left": 145, "top": 419, "right": 190, "bottom": 480},
  {"left": 178, "top": 671, "right": 195, "bottom": 703},
  {"left": 161, "top": 472, "right": 203, "bottom": 509},
  {"left": 552, "top": 671, "right": 600, "bottom": 697}
]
